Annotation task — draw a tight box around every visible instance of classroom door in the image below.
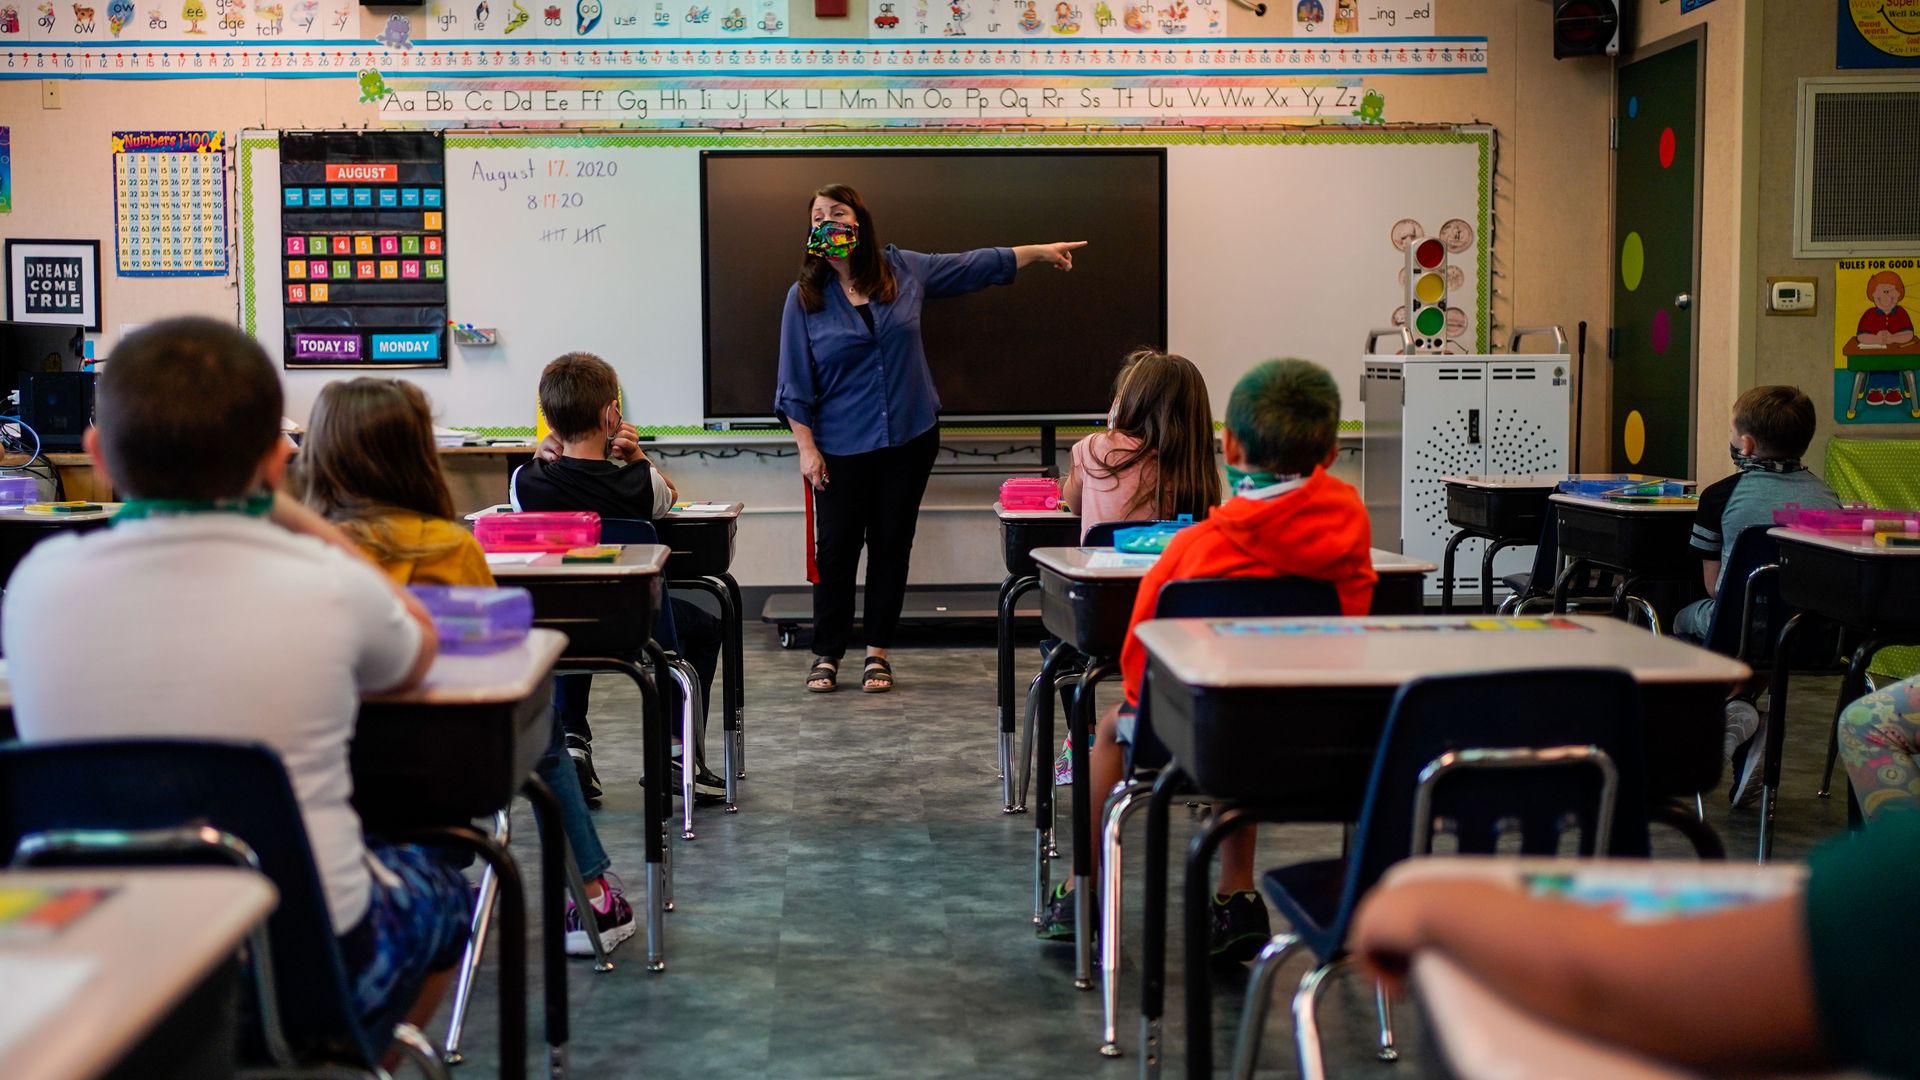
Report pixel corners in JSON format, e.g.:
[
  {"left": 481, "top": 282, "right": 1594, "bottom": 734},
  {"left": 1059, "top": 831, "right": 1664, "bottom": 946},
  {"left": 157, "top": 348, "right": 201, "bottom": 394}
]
[{"left": 1611, "top": 31, "right": 1703, "bottom": 478}]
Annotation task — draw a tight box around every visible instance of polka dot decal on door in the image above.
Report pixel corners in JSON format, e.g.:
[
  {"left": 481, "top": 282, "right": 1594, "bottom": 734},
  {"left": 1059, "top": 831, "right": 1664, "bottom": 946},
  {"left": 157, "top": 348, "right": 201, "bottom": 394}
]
[
  {"left": 1624, "top": 409, "right": 1646, "bottom": 465},
  {"left": 1651, "top": 308, "right": 1671, "bottom": 354},
  {"left": 1658, "top": 127, "right": 1676, "bottom": 169},
  {"left": 1621, "top": 232, "right": 1645, "bottom": 291}
]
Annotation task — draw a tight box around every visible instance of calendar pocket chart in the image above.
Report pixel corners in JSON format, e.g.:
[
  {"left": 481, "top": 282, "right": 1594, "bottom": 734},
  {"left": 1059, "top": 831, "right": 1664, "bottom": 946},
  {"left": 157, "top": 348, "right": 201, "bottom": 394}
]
[
  {"left": 112, "top": 130, "right": 228, "bottom": 277},
  {"left": 279, "top": 130, "right": 447, "bottom": 369}
]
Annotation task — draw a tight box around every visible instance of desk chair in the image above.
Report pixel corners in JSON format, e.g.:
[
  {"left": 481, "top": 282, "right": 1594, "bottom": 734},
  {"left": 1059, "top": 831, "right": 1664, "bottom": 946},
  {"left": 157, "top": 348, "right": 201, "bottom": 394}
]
[
  {"left": 601, "top": 519, "right": 725, "bottom": 829},
  {"left": 0, "top": 739, "right": 503, "bottom": 1080},
  {"left": 1228, "top": 668, "right": 1650, "bottom": 1080},
  {"left": 1501, "top": 515, "right": 1635, "bottom": 621},
  {"left": 1082, "top": 519, "right": 1161, "bottom": 548},
  {"left": 1691, "top": 528, "right": 1845, "bottom": 842},
  {"left": 1094, "top": 576, "right": 1342, "bottom": 1059}
]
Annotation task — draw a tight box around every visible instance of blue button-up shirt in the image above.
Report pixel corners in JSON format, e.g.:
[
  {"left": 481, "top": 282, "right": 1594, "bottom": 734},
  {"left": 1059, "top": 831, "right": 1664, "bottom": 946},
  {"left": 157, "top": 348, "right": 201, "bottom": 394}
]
[{"left": 775, "top": 244, "right": 1017, "bottom": 457}]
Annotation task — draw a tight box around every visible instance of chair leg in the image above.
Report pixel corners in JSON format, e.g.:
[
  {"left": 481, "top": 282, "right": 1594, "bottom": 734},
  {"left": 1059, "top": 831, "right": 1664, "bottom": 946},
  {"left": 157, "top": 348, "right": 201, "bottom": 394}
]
[
  {"left": 1228, "top": 935, "right": 1299, "bottom": 1080},
  {"left": 442, "top": 811, "right": 509, "bottom": 1064},
  {"left": 1293, "top": 961, "right": 1341, "bottom": 1080},
  {"left": 1819, "top": 705, "right": 1843, "bottom": 800},
  {"left": 1375, "top": 980, "right": 1399, "bottom": 1062},
  {"left": 1099, "top": 779, "right": 1152, "bottom": 1057},
  {"left": 667, "top": 659, "right": 704, "bottom": 839},
  {"left": 391, "top": 1022, "right": 454, "bottom": 1080}
]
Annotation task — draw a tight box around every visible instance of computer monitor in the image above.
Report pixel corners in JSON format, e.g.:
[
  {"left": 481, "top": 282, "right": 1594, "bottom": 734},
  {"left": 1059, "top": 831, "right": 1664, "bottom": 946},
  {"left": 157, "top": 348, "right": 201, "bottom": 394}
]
[
  {"left": 0, "top": 321, "right": 85, "bottom": 386},
  {"left": 0, "top": 322, "right": 88, "bottom": 451}
]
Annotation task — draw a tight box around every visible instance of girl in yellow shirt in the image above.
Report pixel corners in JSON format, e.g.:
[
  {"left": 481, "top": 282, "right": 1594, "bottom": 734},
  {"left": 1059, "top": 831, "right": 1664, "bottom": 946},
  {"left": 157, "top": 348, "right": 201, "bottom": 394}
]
[{"left": 297, "top": 377, "right": 636, "bottom": 956}]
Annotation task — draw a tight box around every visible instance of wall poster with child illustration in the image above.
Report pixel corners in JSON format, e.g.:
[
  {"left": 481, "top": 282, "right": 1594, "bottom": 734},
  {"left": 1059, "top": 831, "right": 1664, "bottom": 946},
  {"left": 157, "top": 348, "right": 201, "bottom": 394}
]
[{"left": 1833, "top": 257, "right": 1920, "bottom": 423}]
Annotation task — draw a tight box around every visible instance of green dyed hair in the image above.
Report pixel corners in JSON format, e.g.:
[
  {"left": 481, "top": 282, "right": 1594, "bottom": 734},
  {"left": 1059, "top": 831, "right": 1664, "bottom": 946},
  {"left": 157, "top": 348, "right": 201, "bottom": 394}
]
[{"left": 1225, "top": 359, "right": 1341, "bottom": 476}]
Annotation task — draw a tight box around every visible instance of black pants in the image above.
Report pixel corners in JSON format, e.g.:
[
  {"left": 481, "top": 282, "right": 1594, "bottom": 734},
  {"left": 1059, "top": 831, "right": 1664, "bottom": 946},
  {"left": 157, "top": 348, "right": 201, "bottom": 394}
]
[
  {"left": 812, "top": 425, "right": 941, "bottom": 660},
  {"left": 553, "top": 596, "right": 722, "bottom": 762}
]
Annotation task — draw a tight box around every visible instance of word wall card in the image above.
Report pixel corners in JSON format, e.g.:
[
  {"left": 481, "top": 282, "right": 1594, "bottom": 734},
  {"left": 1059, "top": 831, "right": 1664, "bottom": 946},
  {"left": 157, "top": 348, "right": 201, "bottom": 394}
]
[
  {"left": 113, "top": 130, "right": 228, "bottom": 276},
  {"left": 279, "top": 130, "right": 447, "bottom": 369}
]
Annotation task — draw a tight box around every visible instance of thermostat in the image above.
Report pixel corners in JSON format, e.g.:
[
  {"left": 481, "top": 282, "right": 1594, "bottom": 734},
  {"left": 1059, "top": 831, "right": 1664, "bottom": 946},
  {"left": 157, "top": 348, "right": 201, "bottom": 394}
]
[{"left": 1768, "top": 277, "right": 1817, "bottom": 316}]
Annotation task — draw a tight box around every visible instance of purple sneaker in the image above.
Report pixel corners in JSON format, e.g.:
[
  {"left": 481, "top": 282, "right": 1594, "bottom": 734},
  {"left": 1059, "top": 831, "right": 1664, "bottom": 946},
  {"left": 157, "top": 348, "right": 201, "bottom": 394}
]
[{"left": 565, "top": 875, "right": 636, "bottom": 957}]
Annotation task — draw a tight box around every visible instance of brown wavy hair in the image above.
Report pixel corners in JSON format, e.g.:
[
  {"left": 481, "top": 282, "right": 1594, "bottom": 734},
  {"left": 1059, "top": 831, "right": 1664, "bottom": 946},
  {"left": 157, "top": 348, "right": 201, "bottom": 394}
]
[
  {"left": 796, "top": 183, "right": 897, "bottom": 314},
  {"left": 1084, "top": 350, "right": 1221, "bottom": 521},
  {"left": 297, "top": 378, "right": 463, "bottom": 565}
]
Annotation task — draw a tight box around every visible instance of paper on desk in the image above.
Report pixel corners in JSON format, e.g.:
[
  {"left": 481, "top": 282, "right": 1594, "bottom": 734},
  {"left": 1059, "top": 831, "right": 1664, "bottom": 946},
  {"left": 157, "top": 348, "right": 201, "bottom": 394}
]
[
  {"left": 1084, "top": 552, "right": 1160, "bottom": 569},
  {"left": 483, "top": 552, "right": 543, "bottom": 566},
  {"left": 678, "top": 502, "right": 733, "bottom": 513},
  {"left": 0, "top": 955, "right": 97, "bottom": 1060}
]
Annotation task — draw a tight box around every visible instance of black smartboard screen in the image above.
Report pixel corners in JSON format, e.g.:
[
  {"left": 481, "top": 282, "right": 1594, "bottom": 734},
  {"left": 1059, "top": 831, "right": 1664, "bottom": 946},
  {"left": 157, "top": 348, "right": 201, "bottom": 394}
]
[{"left": 700, "top": 149, "right": 1166, "bottom": 422}]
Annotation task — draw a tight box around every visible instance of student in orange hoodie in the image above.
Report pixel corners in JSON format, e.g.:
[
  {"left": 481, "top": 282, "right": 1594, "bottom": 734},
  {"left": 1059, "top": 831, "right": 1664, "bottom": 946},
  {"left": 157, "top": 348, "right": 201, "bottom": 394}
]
[{"left": 1040, "top": 358, "right": 1375, "bottom": 961}]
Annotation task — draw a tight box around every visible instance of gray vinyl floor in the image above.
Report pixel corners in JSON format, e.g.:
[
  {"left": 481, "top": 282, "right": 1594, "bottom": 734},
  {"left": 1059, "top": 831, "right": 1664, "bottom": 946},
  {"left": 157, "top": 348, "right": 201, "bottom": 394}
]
[{"left": 444, "top": 622, "right": 1855, "bottom": 1079}]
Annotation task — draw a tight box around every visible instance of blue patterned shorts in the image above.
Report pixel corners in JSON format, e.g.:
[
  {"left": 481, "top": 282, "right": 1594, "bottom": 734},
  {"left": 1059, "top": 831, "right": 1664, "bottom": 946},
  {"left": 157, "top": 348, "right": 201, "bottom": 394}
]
[{"left": 338, "top": 842, "right": 471, "bottom": 1028}]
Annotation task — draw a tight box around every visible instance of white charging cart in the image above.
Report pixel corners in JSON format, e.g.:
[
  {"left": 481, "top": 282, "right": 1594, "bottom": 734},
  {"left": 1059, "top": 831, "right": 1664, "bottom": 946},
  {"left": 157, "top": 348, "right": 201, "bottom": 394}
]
[{"left": 1361, "top": 327, "right": 1573, "bottom": 602}]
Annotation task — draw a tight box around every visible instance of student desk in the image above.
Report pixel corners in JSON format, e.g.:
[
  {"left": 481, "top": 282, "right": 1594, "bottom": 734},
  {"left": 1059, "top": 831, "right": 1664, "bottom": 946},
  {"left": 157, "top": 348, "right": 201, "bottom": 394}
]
[
  {"left": 0, "top": 504, "right": 119, "bottom": 591},
  {"left": 1440, "top": 475, "right": 1559, "bottom": 613},
  {"left": 1392, "top": 857, "right": 1804, "bottom": 1080},
  {"left": 1024, "top": 546, "right": 1439, "bottom": 996},
  {"left": 0, "top": 867, "right": 277, "bottom": 1080},
  {"left": 1367, "top": 548, "right": 1438, "bottom": 615},
  {"left": 995, "top": 502, "right": 1080, "bottom": 814},
  {"left": 356, "top": 628, "right": 570, "bottom": 1080},
  {"left": 1759, "top": 528, "right": 1920, "bottom": 858},
  {"left": 0, "top": 634, "right": 569, "bottom": 1080},
  {"left": 488, "top": 545, "right": 676, "bottom": 974},
  {"left": 657, "top": 501, "right": 748, "bottom": 804},
  {"left": 1131, "top": 615, "right": 1750, "bottom": 1079},
  {"left": 1547, "top": 493, "right": 1698, "bottom": 628}
]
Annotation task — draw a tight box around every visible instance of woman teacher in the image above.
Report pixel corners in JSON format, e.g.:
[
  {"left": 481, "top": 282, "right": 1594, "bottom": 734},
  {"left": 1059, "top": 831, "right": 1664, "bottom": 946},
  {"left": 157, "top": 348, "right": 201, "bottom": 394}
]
[{"left": 775, "top": 183, "right": 1085, "bottom": 694}]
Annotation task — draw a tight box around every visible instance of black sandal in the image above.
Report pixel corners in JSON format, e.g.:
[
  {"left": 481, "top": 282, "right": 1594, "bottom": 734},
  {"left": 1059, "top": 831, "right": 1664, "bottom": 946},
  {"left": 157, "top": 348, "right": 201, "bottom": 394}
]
[
  {"left": 862, "top": 655, "right": 894, "bottom": 694},
  {"left": 806, "top": 657, "right": 839, "bottom": 693}
]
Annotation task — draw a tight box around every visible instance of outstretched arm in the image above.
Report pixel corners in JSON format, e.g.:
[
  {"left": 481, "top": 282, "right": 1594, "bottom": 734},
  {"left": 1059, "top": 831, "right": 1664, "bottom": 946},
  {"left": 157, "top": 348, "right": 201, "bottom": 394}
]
[
  {"left": 1014, "top": 241, "right": 1088, "bottom": 271},
  {"left": 1351, "top": 879, "right": 1823, "bottom": 1072}
]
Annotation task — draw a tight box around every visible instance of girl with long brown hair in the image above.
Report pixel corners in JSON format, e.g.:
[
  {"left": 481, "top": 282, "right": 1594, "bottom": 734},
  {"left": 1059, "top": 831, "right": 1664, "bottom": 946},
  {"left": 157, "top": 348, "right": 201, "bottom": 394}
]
[
  {"left": 1062, "top": 350, "right": 1220, "bottom": 540},
  {"left": 775, "top": 182, "right": 1087, "bottom": 694},
  {"left": 297, "top": 377, "right": 486, "bottom": 584},
  {"left": 296, "top": 376, "right": 642, "bottom": 956}
]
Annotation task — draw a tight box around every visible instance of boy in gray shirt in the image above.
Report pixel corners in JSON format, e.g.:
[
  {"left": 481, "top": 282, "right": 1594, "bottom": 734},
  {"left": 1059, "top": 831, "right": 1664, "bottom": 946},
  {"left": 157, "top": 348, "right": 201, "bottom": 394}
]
[{"left": 1674, "top": 385, "right": 1838, "bottom": 804}]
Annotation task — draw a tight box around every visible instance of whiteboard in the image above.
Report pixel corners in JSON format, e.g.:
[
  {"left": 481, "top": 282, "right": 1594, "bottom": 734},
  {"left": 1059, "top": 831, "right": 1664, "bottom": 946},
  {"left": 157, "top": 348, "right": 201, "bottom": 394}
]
[{"left": 240, "top": 129, "right": 1490, "bottom": 430}]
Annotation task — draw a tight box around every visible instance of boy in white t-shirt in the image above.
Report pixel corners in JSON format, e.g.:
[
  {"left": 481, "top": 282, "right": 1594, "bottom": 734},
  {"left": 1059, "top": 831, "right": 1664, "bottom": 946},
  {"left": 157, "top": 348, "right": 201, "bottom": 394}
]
[{"left": 3, "top": 317, "right": 466, "bottom": 1032}]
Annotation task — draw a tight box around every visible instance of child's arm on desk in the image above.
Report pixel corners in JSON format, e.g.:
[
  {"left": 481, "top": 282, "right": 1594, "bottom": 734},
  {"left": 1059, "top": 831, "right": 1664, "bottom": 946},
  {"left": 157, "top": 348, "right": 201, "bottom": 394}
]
[
  {"left": 269, "top": 493, "right": 438, "bottom": 689},
  {"left": 1352, "top": 879, "right": 1821, "bottom": 1072}
]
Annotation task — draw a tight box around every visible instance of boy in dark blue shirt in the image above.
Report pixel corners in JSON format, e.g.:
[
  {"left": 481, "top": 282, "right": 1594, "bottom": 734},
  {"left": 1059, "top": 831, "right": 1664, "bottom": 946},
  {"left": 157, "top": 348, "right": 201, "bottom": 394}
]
[{"left": 515, "top": 351, "right": 724, "bottom": 803}]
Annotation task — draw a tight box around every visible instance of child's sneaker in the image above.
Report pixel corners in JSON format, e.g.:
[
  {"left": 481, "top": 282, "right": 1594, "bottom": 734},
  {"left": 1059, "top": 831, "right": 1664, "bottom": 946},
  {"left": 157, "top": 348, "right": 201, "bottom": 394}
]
[
  {"left": 1054, "top": 737, "right": 1073, "bottom": 787},
  {"left": 1868, "top": 388, "right": 1888, "bottom": 406},
  {"left": 1723, "top": 697, "right": 1760, "bottom": 761},
  {"left": 566, "top": 733, "right": 602, "bottom": 802},
  {"left": 1890, "top": 388, "right": 1907, "bottom": 406},
  {"left": 1209, "top": 891, "right": 1271, "bottom": 965},
  {"left": 1037, "top": 882, "right": 1078, "bottom": 941},
  {"left": 1728, "top": 721, "right": 1768, "bottom": 809},
  {"left": 565, "top": 875, "right": 635, "bottom": 957},
  {"left": 668, "top": 758, "right": 729, "bottom": 805}
]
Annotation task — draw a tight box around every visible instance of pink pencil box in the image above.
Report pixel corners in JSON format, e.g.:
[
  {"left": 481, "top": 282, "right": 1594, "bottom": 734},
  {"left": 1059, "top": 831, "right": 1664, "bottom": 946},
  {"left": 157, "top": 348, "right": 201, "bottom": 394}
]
[
  {"left": 474, "top": 511, "right": 602, "bottom": 552},
  {"left": 1000, "top": 477, "right": 1062, "bottom": 512},
  {"left": 1773, "top": 504, "right": 1920, "bottom": 535}
]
